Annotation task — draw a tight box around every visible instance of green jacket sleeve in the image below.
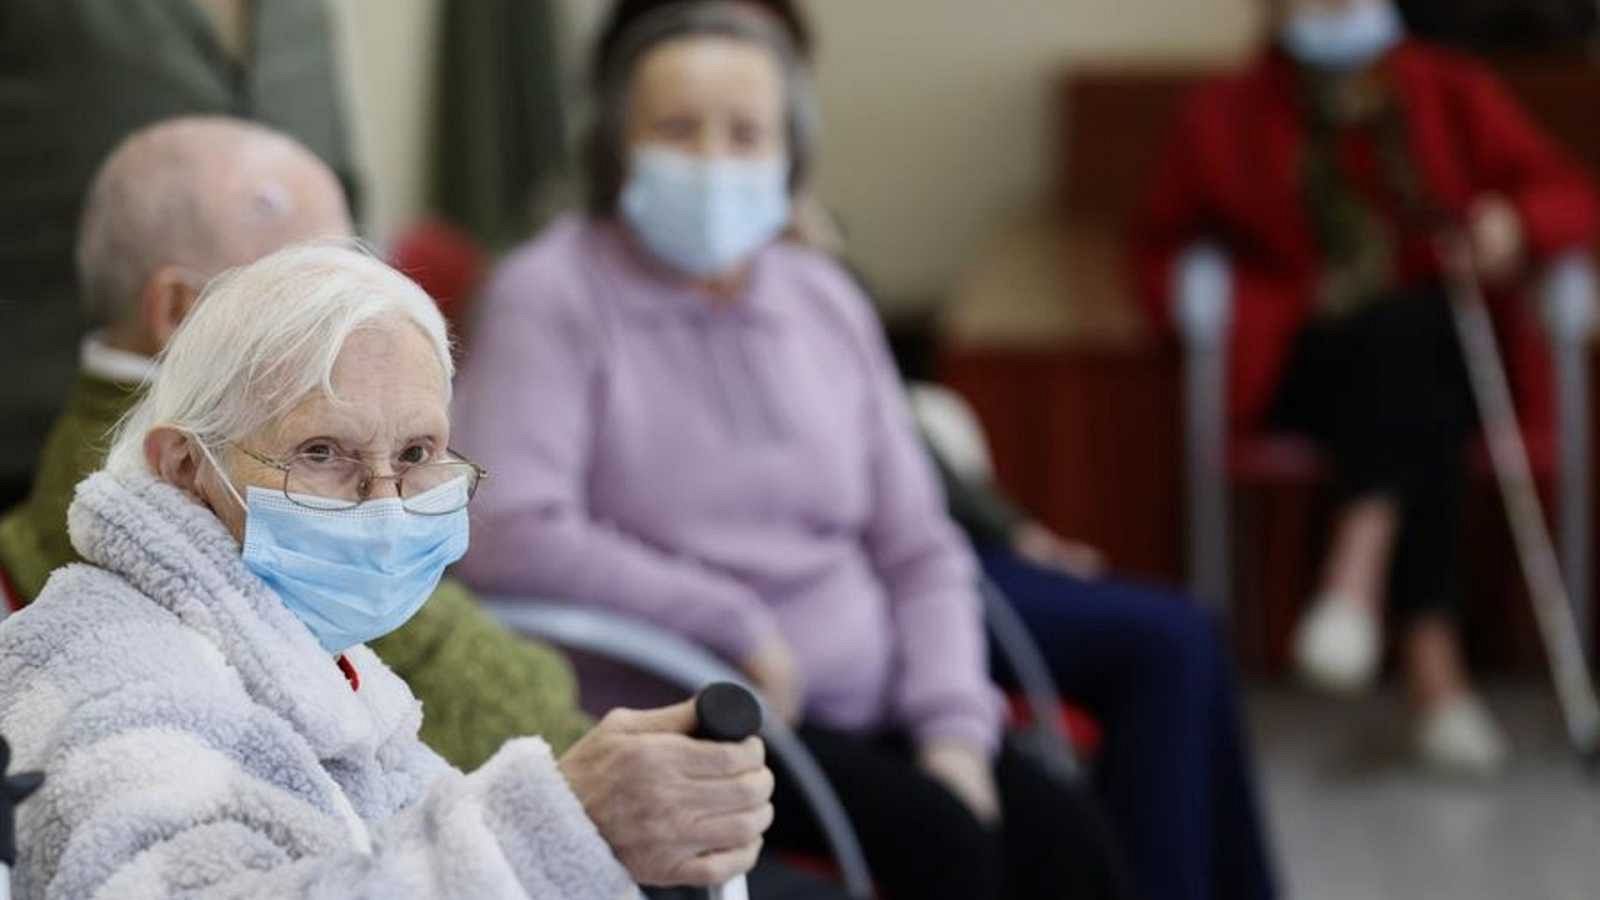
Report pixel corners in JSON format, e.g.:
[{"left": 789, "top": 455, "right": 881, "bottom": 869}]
[
  {"left": 370, "top": 578, "right": 593, "bottom": 770},
  {"left": 0, "top": 373, "right": 138, "bottom": 602}
]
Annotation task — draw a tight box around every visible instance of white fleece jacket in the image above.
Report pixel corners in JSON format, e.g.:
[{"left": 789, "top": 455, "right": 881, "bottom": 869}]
[{"left": 0, "top": 471, "right": 637, "bottom": 900}]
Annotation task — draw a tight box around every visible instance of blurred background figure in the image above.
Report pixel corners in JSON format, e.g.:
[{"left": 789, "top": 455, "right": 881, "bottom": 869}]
[
  {"left": 584, "top": 0, "right": 843, "bottom": 253},
  {"left": 0, "top": 0, "right": 357, "bottom": 511},
  {"left": 903, "top": 354, "right": 1278, "bottom": 900},
  {"left": 571, "top": 4, "right": 1281, "bottom": 899},
  {"left": 451, "top": 5, "right": 1133, "bottom": 899},
  {"left": 1132, "top": 0, "right": 1598, "bottom": 776},
  {"left": 0, "top": 118, "right": 354, "bottom": 603}
]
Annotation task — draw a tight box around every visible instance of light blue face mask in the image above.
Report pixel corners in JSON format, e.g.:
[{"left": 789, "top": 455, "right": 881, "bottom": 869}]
[
  {"left": 620, "top": 145, "right": 791, "bottom": 277},
  {"left": 206, "top": 448, "right": 470, "bottom": 654},
  {"left": 1280, "top": 2, "right": 1405, "bottom": 72}
]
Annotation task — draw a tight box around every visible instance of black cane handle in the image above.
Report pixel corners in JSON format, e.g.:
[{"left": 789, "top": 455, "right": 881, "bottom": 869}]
[
  {"left": 687, "top": 683, "right": 762, "bottom": 900},
  {"left": 691, "top": 682, "right": 763, "bottom": 744}
]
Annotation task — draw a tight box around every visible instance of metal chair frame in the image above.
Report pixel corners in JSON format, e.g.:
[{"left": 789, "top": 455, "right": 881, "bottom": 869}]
[
  {"left": 482, "top": 599, "right": 877, "bottom": 899},
  {"left": 484, "top": 577, "right": 1083, "bottom": 900}
]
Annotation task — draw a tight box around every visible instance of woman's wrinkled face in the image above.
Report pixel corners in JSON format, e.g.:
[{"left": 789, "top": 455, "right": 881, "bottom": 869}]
[
  {"left": 198, "top": 323, "right": 450, "bottom": 542},
  {"left": 624, "top": 36, "right": 787, "bottom": 163}
]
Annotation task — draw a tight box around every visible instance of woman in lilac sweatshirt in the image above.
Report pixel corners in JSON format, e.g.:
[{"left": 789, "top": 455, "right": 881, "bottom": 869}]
[{"left": 451, "top": 5, "right": 1129, "bottom": 899}]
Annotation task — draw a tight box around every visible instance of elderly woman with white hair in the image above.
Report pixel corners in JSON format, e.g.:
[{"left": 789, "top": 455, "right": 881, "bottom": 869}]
[{"left": 0, "top": 243, "right": 775, "bottom": 899}]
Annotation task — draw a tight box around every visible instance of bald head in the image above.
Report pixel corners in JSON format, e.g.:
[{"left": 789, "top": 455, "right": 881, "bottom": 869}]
[{"left": 76, "top": 116, "right": 353, "bottom": 352}]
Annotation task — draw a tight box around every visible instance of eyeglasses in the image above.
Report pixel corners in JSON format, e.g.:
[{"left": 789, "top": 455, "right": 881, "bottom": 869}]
[{"left": 234, "top": 444, "right": 488, "bottom": 515}]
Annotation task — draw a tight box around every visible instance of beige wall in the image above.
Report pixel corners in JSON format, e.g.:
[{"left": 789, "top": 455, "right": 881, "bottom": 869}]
[
  {"left": 806, "top": 0, "right": 1263, "bottom": 306},
  {"left": 335, "top": 0, "right": 442, "bottom": 242},
  {"left": 338, "top": 0, "right": 1264, "bottom": 302}
]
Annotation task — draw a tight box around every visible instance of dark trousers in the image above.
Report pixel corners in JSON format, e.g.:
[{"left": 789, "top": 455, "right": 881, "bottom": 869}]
[
  {"left": 982, "top": 550, "right": 1279, "bottom": 900},
  {"left": 1269, "top": 286, "right": 1478, "bottom": 618},
  {"left": 766, "top": 725, "right": 1133, "bottom": 900}
]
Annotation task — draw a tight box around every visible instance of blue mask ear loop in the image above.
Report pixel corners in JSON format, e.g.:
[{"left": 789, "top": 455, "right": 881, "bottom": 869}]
[{"left": 190, "top": 435, "right": 249, "bottom": 516}]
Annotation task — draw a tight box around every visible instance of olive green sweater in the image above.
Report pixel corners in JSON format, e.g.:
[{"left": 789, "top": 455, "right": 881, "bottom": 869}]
[{"left": 0, "top": 370, "right": 591, "bottom": 769}]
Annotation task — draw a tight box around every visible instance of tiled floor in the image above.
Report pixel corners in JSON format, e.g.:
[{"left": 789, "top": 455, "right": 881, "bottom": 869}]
[{"left": 1250, "top": 683, "right": 1600, "bottom": 899}]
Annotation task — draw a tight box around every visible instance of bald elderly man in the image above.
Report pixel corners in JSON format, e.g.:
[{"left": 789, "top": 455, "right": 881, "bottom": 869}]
[{"left": 0, "top": 117, "right": 592, "bottom": 771}]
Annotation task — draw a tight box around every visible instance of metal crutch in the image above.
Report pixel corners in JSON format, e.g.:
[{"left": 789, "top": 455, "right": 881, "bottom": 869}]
[{"left": 1440, "top": 235, "right": 1600, "bottom": 765}]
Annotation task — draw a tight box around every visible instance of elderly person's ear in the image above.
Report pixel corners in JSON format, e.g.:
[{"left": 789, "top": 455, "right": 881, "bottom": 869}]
[
  {"left": 143, "top": 426, "right": 207, "bottom": 500},
  {"left": 144, "top": 426, "right": 245, "bottom": 537},
  {"left": 139, "top": 265, "right": 205, "bottom": 352}
]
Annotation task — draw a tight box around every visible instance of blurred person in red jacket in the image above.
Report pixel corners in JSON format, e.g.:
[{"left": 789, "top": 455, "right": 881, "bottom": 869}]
[{"left": 1132, "top": 0, "right": 1598, "bottom": 775}]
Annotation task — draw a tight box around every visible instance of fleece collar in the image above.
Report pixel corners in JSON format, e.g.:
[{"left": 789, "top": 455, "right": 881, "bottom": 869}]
[{"left": 66, "top": 471, "right": 417, "bottom": 758}]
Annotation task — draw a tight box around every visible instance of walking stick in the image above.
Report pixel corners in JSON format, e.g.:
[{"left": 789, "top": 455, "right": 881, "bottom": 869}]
[
  {"left": 1439, "top": 234, "right": 1600, "bottom": 766},
  {"left": 693, "top": 683, "right": 761, "bottom": 900},
  {"left": 649, "top": 683, "right": 764, "bottom": 900}
]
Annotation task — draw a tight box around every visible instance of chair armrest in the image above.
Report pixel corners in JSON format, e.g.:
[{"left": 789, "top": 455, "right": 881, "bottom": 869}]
[
  {"left": 1542, "top": 253, "right": 1599, "bottom": 344},
  {"left": 1538, "top": 253, "right": 1598, "bottom": 652},
  {"left": 480, "top": 599, "right": 875, "bottom": 899},
  {"left": 481, "top": 600, "right": 752, "bottom": 695},
  {"left": 978, "top": 578, "right": 1081, "bottom": 783},
  {"left": 1175, "top": 243, "right": 1235, "bottom": 610},
  {"left": 1174, "top": 243, "right": 1233, "bottom": 347}
]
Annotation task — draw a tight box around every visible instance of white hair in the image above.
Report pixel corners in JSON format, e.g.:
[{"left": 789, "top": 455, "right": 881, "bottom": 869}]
[{"left": 104, "top": 241, "right": 454, "bottom": 476}]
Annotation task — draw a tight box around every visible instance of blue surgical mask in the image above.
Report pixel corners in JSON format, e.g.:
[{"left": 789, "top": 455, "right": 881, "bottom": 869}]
[
  {"left": 206, "top": 448, "right": 469, "bottom": 653},
  {"left": 620, "top": 145, "right": 791, "bottom": 277},
  {"left": 1280, "top": 2, "right": 1404, "bottom": 72}
]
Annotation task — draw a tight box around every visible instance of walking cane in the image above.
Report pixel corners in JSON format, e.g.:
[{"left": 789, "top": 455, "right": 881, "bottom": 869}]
[
  {"left": 1, "top": 736, "right": 45, "bottom": 900},
  {"left": 695, "top": 683, "right": 762, "bottom": 900},
  {"left": 650, "top": 683, "right": 764, "bottom": 900},
  {"left": 1439, "top": 233, "right": 1600, "bottom": 767}
]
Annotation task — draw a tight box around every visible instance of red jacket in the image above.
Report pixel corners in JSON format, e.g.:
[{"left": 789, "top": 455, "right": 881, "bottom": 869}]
[{"left": 1131, "top": 41, "right": 1598, "bottom": 432}]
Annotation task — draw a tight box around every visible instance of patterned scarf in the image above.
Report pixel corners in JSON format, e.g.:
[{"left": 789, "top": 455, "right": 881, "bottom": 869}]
[{"left": 1299, "top": 66, "right": 1434, "bottom": 317}]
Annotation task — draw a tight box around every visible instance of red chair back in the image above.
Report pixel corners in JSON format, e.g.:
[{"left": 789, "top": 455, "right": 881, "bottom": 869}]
[{"left": 389, "top": 219, "right": 491, "bottom": 341}]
